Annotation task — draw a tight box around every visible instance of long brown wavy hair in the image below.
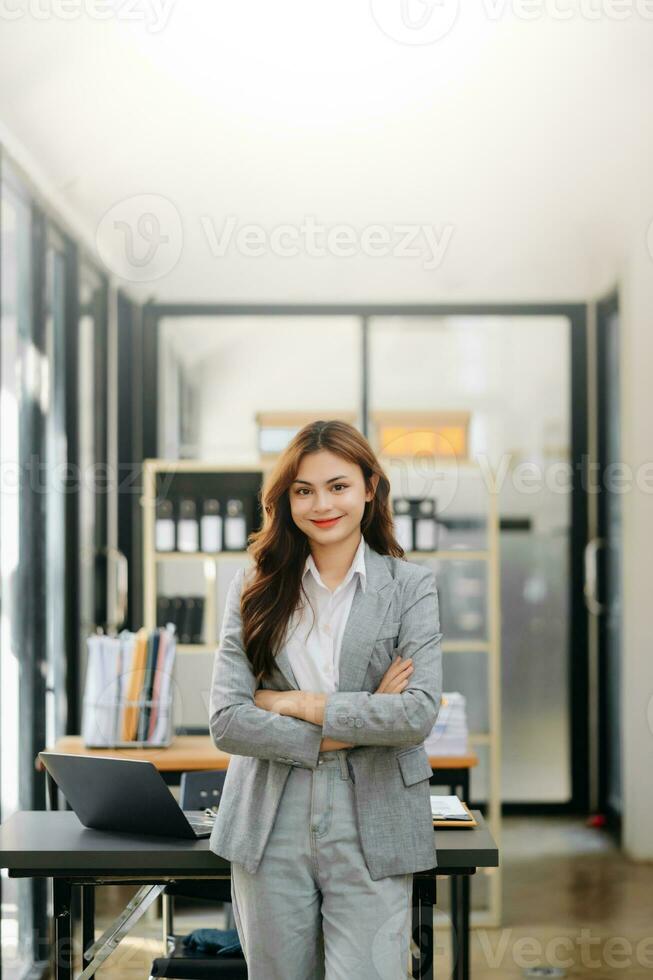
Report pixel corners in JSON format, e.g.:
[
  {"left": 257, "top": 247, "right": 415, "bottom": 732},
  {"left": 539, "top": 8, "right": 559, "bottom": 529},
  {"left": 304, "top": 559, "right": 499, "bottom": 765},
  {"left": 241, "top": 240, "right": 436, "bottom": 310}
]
[{"left": 242, "top": 419, "right": 405, "bottom": 683}]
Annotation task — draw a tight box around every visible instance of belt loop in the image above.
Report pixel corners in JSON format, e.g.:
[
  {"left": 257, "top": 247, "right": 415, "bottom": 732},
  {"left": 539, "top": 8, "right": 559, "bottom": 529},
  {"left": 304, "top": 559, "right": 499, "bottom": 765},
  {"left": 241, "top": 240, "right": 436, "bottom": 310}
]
[{"left": 337, "top": 750, "right": 349, "bottom": 780}]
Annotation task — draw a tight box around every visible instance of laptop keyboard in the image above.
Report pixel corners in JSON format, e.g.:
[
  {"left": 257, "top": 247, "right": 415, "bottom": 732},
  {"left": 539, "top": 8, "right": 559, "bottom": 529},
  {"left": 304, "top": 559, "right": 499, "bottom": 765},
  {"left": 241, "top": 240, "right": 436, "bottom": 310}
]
[{"left": 185, "top": 812, "right": 215, "bottom": 829}]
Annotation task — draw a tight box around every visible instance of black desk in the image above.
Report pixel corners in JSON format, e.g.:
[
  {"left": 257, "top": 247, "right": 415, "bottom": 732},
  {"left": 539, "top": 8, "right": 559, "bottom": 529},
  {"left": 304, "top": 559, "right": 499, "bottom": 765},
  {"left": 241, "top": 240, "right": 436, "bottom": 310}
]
[{"left": 0, "top": 810, "right": 498, "bottom": 980}]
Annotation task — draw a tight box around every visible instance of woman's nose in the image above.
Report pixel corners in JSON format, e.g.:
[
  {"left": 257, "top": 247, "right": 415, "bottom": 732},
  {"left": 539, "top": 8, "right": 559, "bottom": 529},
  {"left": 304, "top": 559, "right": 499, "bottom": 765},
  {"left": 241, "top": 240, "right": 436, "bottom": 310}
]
[{"left": 314, "top": 493, "right": 332, "bottom": 511}]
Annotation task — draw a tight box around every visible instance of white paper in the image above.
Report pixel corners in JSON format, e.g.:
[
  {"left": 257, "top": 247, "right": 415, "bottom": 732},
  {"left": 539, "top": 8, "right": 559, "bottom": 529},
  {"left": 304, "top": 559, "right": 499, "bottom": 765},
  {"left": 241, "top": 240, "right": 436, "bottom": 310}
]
[
  {"left": 430, "top": 794, "right": 470, "bottom": 819},
  {"left": 424, "top": 691, "right": 469, "bottom": 756}
]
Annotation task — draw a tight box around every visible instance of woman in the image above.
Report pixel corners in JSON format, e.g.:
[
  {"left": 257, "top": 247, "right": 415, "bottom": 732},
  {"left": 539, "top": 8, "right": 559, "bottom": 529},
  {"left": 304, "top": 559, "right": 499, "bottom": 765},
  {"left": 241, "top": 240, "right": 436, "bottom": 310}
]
[{"left": 209, "top": 419, "right": 443, "bottom": 979}]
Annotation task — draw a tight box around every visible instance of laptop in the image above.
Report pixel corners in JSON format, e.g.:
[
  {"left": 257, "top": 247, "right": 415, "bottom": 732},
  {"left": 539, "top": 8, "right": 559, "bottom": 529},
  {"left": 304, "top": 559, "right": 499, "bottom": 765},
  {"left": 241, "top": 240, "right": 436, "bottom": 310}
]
[{"left": 39, "top": 752, "right": 216, "bottom": 839}]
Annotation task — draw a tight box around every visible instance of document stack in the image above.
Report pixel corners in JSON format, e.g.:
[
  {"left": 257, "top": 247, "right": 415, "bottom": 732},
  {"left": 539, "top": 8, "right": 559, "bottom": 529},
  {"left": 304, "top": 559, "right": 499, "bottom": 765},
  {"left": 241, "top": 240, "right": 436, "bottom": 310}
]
[
  {"left": 424, "top": 692, "right": 469, "bottom": 757},
  {"left": 82, "top": 626, "right": 177, "bottom": 748}
]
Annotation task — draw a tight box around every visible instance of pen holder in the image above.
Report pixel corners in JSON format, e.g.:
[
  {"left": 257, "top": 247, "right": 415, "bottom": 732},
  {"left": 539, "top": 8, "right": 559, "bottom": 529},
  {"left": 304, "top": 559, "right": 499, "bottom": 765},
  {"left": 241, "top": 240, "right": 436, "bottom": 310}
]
[{"left": 82, "top": 694, "right": 174, "bottom": 749}]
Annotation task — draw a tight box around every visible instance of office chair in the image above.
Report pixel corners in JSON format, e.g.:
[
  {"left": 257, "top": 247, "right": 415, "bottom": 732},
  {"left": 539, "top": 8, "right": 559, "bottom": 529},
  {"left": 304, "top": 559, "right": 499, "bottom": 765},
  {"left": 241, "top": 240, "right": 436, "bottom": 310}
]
[{"left": 149, "top": 770, "right": 247, "bottom": 979}]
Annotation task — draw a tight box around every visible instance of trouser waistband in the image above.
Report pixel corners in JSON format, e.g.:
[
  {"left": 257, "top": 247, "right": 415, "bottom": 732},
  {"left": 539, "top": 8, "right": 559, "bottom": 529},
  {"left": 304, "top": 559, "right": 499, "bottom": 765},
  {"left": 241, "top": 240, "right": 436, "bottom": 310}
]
[{"left": 316, "top": 748, "right": 350, "bottom": 780}]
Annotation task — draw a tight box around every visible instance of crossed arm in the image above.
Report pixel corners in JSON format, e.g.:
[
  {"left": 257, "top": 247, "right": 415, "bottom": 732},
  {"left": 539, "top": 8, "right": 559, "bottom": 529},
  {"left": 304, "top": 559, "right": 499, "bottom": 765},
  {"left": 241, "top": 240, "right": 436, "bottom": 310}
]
[
  {"left": 209, "top": 565, "right": 442, "bottom": 766},
  {"left": 254, "top": 656, "right": 415, "bottom": 750}
]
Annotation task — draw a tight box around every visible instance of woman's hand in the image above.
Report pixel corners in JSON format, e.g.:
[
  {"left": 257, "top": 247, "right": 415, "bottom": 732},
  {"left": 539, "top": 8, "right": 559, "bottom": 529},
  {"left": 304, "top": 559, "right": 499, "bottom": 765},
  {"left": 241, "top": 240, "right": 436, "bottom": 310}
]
[
  {"left": 375, "top": 654, "right": 413, "bottom": 694},
  {"left": 254, "top": 690, "right": 354, "bottom": 751},
  {"left": 254, "top": 689, "right": 302, "bottom": 716},
  {"left": 255, "top": 689, "right": 328, "bottom": 726},
  {"left": 320, "top": 737, "right": 355, "bottom": 751}
]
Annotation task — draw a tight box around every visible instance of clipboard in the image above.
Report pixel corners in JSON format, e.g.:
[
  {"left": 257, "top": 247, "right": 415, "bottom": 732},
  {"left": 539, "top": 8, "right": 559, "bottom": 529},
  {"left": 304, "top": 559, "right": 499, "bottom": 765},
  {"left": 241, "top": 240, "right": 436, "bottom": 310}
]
[{"left": 432, "top": 800, "right": 477, "bottom": 829}]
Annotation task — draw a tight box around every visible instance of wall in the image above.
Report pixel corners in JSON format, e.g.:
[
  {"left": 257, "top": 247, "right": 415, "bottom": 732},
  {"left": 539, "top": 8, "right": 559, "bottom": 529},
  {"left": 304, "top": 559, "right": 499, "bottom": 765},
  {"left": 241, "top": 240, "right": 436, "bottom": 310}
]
[{"left": 620, "top": 238, "right": 653, "bottom": 859}]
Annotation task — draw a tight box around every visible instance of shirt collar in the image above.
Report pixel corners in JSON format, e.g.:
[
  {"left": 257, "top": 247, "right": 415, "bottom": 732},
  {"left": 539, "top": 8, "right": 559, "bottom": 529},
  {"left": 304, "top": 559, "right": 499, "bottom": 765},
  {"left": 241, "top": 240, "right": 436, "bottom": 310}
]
[{"left": 303, "top": 533, "right": 367, "bottom": 594}]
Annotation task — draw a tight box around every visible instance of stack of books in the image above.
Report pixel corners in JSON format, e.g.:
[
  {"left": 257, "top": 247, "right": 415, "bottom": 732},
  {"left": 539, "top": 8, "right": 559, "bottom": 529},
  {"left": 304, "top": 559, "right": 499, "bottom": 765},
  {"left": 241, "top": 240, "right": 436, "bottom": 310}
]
[
  {"left": 424, "top": 691, "right": 469, "bottom": 756},
  {"left": 430, "top": 794, "right": 476, "bottom": 826},
  {"left": 82, "top": 626, "right": 177, "bottom": 748}
]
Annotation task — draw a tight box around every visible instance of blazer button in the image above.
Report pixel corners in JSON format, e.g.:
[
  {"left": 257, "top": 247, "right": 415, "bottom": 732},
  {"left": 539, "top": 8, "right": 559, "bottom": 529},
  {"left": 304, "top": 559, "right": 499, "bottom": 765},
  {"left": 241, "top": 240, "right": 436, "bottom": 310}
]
[{"left": 355, "top": 719, "right": 363, "bottom": 728}]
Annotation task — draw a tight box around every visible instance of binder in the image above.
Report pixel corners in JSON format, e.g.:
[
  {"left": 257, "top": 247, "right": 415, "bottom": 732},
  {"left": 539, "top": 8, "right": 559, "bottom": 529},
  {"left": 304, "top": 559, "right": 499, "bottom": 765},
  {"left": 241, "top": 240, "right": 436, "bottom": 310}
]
[
  {"left": 121, "top": 629, "right": 148, "bottom": 742},
  {"left": 82, "top": 626, "right": 176, "bottom": 748}
]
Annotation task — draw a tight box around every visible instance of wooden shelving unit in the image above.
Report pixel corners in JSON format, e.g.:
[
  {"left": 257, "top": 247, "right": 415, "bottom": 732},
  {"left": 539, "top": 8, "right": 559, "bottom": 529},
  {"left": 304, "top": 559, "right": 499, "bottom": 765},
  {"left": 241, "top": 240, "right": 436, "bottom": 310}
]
[
  {"left": 402, "top": 461, "right": 501, "bottom": 927},
  {"left": 142, "top": 461, "right": 273, "bottom": 649}
]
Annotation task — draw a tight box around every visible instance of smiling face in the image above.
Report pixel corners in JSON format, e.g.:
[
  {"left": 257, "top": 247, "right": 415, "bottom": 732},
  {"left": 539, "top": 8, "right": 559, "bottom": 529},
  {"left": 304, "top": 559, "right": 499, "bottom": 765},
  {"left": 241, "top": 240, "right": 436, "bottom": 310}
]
[{"left": 289, "top": 449, "right": 377, "bottom": 549}]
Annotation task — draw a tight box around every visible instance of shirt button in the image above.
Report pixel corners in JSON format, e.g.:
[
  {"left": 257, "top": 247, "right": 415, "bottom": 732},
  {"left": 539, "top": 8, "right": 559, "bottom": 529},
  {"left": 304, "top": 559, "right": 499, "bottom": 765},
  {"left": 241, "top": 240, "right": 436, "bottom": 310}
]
[{"left": 355, "top": 719, "right": 363, "bottom": 728}]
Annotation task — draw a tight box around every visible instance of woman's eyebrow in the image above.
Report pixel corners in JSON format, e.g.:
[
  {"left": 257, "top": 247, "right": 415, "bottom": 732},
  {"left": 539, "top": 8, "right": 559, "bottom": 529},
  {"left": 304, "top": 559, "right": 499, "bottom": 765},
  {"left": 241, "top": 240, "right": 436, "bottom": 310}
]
[{"left": 291, "top": 475, "right": 349, "bottom": 486}]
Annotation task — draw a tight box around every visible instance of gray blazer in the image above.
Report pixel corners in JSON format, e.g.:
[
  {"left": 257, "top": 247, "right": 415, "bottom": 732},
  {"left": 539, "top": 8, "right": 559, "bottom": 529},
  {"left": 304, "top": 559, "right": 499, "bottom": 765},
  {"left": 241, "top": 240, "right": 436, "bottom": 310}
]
[{"left": 208, "top": 540, "right": 443, "bottom": 880}]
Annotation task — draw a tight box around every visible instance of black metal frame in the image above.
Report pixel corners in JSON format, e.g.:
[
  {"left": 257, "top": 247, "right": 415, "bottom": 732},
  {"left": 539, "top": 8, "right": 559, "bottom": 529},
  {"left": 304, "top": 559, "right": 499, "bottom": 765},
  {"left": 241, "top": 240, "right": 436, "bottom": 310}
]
[
  {"left": 63, "top": 239, "right": 80, "bottom": 736},
  {"left": 0, "top": 148, "right": 113, "bottom": 979},
  {"left": 66, "top": 259, "right": 110, "bottom": 734},
  {"left": 141, "top": 301, "right": 590, "bottom": 814},
  {"left": 39, "top": 868, "right": 469, "bottom": 980},
  {"left": 117, "top": 292, "right": 148, "bottom": 630},
  {"left": 595, "top": 288, "right": 621, "bottom": 832}
]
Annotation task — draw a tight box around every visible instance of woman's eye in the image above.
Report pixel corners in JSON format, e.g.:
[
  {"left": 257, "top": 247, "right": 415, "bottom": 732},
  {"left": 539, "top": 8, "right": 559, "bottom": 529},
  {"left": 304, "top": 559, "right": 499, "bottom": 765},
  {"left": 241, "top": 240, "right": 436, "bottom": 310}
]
[{"left": 295, "top": 485, "right": 348, "bottom": 495}]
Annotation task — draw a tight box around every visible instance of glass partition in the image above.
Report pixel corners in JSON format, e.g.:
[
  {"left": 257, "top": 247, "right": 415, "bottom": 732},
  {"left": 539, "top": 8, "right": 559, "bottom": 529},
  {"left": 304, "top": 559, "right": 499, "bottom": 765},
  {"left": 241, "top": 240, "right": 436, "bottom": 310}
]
[
  {"left": 369, "top": 314, "right": 572, "bottom": 803},
  {"left": 0, "top": 174, "right": 39, "bottom": 979},
  {"left": 158, "top": 315, "right": 362, "bottom": 461}
]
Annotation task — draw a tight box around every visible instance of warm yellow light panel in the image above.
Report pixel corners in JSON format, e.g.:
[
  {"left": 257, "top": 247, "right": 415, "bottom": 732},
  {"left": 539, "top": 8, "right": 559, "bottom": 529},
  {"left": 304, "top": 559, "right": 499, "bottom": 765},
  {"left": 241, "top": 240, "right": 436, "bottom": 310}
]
[{"left": 379, "top": 425, "right": 467, "bottom": 458}]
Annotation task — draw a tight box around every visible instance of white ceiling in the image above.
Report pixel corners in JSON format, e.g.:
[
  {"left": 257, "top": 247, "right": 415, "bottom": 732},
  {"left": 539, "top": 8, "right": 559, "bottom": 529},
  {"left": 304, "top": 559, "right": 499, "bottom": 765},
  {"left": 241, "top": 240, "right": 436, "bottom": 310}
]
[{"left": 0, "top": 3, "right": 651, "bottom": 304}]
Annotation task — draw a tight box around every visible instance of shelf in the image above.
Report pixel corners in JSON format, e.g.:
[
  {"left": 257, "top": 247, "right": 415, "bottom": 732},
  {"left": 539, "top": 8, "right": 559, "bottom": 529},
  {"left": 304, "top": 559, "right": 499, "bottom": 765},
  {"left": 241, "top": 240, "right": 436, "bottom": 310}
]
[
  {"left": 177, "top": 643, "right": 214, "bottom": 654},
  {"left": 442, "top": 640, "right": 490, "bottom": 653},
  {"left": 407, "top": 550, "right": 489, "bottom": 560},
  {"left": 144, "top": 459, "right": 273, "bottom": 474},
  {"left": 154, "top": 549, "right": 489, "bottom": 562},
  {"left": 154, "top": 551, "right": 249, "bottom": 561}
]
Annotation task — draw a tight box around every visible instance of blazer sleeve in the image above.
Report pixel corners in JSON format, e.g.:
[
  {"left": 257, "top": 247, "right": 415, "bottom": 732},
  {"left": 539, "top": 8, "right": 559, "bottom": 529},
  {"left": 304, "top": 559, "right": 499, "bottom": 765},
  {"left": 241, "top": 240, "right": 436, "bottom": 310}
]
[
  {"left": 321, "top": 565, "right": 443, "bottom": 748},
  {"left": 209, "top": 567, "right": 324, "bottom": 769}
]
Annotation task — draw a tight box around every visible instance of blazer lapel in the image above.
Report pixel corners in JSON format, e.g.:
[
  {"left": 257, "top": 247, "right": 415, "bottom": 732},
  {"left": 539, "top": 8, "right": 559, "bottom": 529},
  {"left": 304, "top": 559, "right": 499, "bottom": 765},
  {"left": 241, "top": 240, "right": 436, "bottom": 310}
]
[
  {"left": 273, "top": 540, "right": 397, "bottom": 693},
  {"left": 273, "top": 635, "right": 300, "bottom": 691},
  {"left": 337, "top": 542, "right": 397, "bottom": 692}
]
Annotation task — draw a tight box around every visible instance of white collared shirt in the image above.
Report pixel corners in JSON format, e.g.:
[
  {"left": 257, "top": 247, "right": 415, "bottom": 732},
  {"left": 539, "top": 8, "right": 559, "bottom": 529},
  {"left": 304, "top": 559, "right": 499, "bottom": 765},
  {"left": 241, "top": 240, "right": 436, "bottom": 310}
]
[{"left": 284, "top": 534, "right": 367, "bottom": 694}]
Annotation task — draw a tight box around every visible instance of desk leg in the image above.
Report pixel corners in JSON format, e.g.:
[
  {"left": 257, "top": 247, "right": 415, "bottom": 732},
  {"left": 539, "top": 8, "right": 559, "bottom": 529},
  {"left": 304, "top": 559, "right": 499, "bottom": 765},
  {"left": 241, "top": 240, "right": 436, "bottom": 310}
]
[
  {"left": 411, "top": 875, "right": 435, "bottom": 980},
  {"left": 460, "top": 771, "right": 470, "bottom": 980},
  {"left": 53, "top": 878, "right": 73, "bottom": 980},
  {"left": 451, "top": 874, "right": 460, "bottom": 979},
  {"left": 47, "top": 771, "right": 59, "bottom": 811},
  {"left": 81, "top": 885, "right": 95, "bottom": 969},
  {"left": 460, "top": 874, "right": 470, "bottom": 980},
  {"left": 448, "top": 774, "right": 471, "bottom": 980}
]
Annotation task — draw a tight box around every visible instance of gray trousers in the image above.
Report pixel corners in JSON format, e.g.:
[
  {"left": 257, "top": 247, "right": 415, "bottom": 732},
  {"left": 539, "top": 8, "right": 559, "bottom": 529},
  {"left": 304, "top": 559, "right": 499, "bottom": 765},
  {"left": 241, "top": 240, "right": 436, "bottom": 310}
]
[{"left": 230, "top": 749, "right": 413, "bottom": 980}]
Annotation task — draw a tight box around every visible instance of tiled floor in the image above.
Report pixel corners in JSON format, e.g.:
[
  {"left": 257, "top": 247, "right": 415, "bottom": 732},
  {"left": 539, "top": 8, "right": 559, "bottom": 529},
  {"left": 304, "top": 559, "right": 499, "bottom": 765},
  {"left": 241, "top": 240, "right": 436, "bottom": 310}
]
[{"left": 85, "top": 816, "right": 652, "bottom": 979}]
